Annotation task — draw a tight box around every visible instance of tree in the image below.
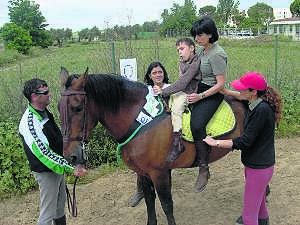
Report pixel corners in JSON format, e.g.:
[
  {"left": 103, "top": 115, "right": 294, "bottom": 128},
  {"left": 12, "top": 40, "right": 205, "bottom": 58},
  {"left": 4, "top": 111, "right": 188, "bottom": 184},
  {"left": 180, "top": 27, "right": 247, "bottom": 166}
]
[
  {"left": 49, "top": 28, "right": 65, "bottom": 47},
  {"left": 199, "top": 5, "right": 216, "bottom": 19},
  {"left": 65, "top": 28, "right": 73, "bottom": 40},
  {"left": 0, "top": 23, "right": 32, "bottom": 54},
  {"left": 216, "top": 0, "right": 239, "bottom": 25},
  {"left": 290, "top": 0, "right": 300, "bottom": 17},
  {"left": 8, "top": 0, "right": 51, "bottom": 47},
  {"left": 247, "top": 3, "right": 273, "bottom": 32},
  {"left": 232, "top": 9, "right": 246, "bottom": 27},
  {"left": 78, "top": 28, "right": 89, "bottom": 41},
  {"left": 160, "top": 0, "right": 197, "bottom": 37},
  {"left": 142, "top": 21, "right": 160, "bottom": 32}
]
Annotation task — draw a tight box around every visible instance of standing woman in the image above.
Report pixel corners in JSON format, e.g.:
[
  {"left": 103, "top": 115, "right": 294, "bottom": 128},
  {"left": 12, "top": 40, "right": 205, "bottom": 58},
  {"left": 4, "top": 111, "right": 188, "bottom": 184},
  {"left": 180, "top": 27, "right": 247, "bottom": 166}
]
[
  {"left": 187, "top": 16, "right": 227, "bottom": 192},
  {"left": 128, "top": 61, "right": 170, "bottom": 207},
  {"left": 204, "top": 72, "right": 282, "bottom": 225}
]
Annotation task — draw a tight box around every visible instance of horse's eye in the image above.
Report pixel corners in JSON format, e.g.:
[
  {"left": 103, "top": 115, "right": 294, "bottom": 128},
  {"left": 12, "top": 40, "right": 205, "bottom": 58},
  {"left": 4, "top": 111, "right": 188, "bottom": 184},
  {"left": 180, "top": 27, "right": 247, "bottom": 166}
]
[{"left": 72, "top": 106, "right": 83, "bottom": 113}]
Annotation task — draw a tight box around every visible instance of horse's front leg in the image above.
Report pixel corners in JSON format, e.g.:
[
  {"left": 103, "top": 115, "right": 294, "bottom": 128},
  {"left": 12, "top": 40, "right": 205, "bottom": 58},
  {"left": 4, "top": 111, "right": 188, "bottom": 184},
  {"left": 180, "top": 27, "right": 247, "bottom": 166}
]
[
  {"left": 140, "top": 175, "right": 157, "bottom": 225},
  {"left": 151, "top": 169, "right": 176, "bottom": 225}
]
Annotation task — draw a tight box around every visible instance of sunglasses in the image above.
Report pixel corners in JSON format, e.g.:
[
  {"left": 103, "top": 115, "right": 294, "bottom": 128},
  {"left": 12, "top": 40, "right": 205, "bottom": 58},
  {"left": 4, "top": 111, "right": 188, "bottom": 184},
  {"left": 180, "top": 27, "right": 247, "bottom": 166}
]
[{"left": 34, "top": 90, "right": 49, "bottom": 95}]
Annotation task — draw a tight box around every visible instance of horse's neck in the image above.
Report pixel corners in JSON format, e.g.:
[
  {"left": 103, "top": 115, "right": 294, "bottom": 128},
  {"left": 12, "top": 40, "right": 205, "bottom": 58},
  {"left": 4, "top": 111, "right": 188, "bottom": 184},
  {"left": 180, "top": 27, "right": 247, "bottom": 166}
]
[{"left": 98, "top": 88, "right": 147, "bottom": 141}]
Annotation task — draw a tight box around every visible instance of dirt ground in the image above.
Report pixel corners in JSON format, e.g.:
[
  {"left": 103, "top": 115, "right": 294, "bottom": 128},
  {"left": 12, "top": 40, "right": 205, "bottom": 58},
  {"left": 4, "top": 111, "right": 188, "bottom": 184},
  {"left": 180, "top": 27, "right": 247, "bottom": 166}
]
[{"left": 1, "top": 137, "right": 299, "bottom": 225}]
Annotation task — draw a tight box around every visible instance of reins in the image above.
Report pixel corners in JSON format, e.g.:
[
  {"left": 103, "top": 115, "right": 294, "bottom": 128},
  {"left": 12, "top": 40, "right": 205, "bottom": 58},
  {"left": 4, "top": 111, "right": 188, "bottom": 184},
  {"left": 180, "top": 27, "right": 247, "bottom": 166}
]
[
  {"left": 65, "top": 141, "right": 87, "bottom": 217},
  {"left": 66, "top": 176, "right": 78, "bottom": 217}
]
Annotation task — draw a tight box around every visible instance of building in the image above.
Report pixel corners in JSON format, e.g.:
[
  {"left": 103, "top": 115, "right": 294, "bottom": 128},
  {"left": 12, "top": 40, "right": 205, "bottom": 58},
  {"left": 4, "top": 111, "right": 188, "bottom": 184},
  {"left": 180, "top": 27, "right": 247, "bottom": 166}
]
[
  {"left": 269, "top": 17, "right": 300, "bottom": 41},
  {"left": 273, "top": 8, "right": 292, "bottom": 20}
]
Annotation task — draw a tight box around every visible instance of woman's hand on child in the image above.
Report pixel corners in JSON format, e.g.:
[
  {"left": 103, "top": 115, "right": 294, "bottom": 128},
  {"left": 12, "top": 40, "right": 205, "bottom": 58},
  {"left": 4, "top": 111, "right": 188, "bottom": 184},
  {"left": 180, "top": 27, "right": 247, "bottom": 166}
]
[{"left": 187, "top": 93, "right": 201, "bottom": 104}]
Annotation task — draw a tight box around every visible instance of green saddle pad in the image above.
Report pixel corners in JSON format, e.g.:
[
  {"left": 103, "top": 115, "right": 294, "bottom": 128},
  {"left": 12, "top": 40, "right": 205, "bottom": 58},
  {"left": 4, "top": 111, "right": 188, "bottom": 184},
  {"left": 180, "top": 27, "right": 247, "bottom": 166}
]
[{"left": 182, "top": 100, "right": 236, "bottom": 142}]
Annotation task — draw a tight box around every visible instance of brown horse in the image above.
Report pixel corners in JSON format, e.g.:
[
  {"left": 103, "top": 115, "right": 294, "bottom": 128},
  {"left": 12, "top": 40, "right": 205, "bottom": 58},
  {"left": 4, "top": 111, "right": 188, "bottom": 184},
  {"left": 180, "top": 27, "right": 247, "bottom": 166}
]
[{"left": 59, "top": 67, "right": 246, "bottom": 225}]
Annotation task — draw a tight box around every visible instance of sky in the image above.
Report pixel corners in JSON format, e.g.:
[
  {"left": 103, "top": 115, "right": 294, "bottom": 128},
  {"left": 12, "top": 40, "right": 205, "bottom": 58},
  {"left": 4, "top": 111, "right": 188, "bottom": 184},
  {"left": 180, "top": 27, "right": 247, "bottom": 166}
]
[{"left": 0, "top": 0, "right": 293, "bottom": 31}]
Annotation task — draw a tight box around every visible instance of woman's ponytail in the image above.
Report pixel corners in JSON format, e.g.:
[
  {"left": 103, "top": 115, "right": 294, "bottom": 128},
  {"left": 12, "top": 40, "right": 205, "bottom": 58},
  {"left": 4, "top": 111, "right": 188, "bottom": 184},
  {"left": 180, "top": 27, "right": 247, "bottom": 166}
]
[{"left": 259, "top": 86, "right": 282, "bottom": 124}]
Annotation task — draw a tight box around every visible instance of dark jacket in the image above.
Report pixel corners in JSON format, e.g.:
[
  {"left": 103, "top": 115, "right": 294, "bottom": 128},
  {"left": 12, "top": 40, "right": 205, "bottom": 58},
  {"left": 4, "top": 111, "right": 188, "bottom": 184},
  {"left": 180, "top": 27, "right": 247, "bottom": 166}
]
[{"left": 232, "top": 100, "right": 275, "bottom": 169}]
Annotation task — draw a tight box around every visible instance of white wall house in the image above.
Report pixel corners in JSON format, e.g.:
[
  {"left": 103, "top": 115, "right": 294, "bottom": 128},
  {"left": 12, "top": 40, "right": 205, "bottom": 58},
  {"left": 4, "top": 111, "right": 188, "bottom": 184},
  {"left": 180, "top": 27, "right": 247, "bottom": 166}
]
[
  {"left": 273, "top": 8, "right": 292, "bottom": 20},
  {"left": 269, "top": 17, "right": 300, "bottom": 41}
]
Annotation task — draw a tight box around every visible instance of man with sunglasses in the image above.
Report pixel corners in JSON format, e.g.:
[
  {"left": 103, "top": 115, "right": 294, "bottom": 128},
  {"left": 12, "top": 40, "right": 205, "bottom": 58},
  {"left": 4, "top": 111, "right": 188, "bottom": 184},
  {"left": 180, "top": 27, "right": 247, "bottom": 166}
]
[{"left": 19, "top": 78, "right": 86, "bottom": 225}]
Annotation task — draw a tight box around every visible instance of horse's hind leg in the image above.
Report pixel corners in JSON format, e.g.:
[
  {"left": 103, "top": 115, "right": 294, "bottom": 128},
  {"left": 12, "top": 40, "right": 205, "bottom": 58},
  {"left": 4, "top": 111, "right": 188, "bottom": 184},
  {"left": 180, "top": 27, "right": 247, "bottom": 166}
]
[
  {"left": 151, "top": 169, "right": 176, "bottom": 225},
  {"left": 140, "top": 175, "right": 157, "bottom": 225}
]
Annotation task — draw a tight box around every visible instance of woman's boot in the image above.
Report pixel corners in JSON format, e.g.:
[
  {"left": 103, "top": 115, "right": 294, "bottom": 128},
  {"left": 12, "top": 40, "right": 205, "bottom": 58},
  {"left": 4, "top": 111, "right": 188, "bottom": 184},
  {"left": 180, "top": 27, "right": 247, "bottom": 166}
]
[
  {"left": 128, "top": 177, "right": 144, "bottom": 207},
  {"left": 194, "top": 140, "right": 210, "bottom": 192}
]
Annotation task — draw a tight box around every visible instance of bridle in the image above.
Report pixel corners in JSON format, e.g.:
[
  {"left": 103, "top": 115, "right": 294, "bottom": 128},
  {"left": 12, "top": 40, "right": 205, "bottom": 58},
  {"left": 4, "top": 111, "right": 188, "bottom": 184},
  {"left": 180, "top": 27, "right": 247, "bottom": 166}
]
[
  {"left": 61, "top": 89, "right": 88, "bottom": 144},
  {"left": 60, "top": 89, "right": 89, "bottom": 217}
]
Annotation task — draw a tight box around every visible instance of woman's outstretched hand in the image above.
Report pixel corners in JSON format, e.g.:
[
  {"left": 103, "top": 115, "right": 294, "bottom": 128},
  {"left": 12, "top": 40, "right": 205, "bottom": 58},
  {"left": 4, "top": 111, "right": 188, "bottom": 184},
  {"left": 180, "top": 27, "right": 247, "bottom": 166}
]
[{"left": 203, "top": 136, "right": 217, "bottom": 146}]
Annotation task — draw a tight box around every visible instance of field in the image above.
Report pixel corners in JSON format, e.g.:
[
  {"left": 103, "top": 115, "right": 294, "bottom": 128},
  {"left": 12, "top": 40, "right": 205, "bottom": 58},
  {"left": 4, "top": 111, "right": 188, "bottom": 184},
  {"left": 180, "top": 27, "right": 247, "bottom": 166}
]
[
  {"left": 0, "top": 38, "right": 299, "bottom": 133},
  {"left": 0, "top": 137, "right": 299, "bottom": 225}
]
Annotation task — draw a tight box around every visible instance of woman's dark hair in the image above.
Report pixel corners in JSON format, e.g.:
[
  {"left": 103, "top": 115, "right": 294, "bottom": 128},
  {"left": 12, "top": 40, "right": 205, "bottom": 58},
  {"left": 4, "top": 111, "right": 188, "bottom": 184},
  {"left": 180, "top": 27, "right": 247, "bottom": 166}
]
[
  {"left": 190, "top": 16, "right": 219, "bottom": 43},
  {"left": 23, "top": 78, "right": 48, "bottom": 102},
  {"left": 176, "top": 37, "right": 196, "bottom": 54},
  {"left": 144, "top": 61, "right": 169, "bottom": 86},
  {"left": 257, "top": 87, "right": 282, "bottom": 124}
]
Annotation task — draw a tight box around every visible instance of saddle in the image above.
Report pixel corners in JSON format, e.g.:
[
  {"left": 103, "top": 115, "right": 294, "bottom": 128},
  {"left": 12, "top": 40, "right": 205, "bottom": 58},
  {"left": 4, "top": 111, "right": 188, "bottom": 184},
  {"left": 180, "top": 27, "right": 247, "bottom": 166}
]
[{"left": 182, "top": 100, "right": 236, "bottom": 142}]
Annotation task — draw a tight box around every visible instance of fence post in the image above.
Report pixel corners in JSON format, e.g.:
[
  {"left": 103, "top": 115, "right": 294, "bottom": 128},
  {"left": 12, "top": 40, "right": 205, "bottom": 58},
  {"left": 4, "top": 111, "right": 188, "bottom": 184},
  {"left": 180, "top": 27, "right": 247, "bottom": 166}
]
[
  {"left": 274, "top": 34, "right": 279, "bottom": 88},
  {"left": 155, "top": 38, "right": 160, "bottom": 60},
  {"left": 111, "top": 41, "right": 116, "bottom": 73}
]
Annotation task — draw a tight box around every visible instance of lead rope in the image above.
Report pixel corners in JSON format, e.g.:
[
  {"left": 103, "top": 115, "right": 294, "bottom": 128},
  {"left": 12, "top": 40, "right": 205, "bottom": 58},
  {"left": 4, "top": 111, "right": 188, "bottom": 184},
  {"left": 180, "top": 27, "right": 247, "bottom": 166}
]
[
  {"left": 66, "top": 176, "right": 78, "bottom": 217},
  {"left": 65, "top": 141, "right": 88, "bottom": 217}
]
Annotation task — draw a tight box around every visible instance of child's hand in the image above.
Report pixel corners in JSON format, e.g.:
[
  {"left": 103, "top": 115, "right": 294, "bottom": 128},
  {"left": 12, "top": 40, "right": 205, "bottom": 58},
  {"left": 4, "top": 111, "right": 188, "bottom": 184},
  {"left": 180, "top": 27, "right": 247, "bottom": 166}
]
[{"left": 153, "top": 85, "right": 162, "bottom": 95}]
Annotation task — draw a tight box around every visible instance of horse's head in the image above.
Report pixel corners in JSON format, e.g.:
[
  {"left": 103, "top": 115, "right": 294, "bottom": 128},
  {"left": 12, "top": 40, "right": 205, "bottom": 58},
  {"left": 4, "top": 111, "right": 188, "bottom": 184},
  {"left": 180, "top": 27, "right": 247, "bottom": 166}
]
[{"left": 59, "top": 67, "right": 97, "bottom": 165}]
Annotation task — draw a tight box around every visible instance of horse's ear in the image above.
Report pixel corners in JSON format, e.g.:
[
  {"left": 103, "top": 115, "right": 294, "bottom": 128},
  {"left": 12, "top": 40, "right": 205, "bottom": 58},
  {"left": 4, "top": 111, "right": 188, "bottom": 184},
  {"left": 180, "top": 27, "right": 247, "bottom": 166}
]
[
  {"left": 60, "top": 67, "right": 69, "bottom": 90},
  {"left": 82, "top": 67, "right": 89, "bottom": 86},
  {"left": 83, "top": 67, "right": 88, "bottom": 81}
]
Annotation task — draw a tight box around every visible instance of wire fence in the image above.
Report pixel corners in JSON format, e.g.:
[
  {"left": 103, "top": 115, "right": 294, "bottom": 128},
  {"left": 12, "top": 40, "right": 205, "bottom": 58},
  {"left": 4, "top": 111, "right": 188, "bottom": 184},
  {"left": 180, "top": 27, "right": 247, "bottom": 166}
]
[{"left": 0, "top": 36, "right": 299, "bottom": 122}]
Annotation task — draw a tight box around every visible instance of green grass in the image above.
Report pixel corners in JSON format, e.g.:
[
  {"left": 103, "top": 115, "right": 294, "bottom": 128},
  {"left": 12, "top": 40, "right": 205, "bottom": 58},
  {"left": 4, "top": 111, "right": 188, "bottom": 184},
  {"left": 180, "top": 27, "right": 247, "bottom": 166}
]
[{"left": 0, "top": 37, "right": 299, "bottom": 135}]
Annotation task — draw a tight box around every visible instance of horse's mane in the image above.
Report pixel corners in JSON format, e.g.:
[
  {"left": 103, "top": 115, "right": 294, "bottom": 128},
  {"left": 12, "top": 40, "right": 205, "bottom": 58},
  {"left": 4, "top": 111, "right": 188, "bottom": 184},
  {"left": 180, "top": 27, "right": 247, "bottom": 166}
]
[{"left": 85, "top": 74, "right": 147, "bottom": 113}]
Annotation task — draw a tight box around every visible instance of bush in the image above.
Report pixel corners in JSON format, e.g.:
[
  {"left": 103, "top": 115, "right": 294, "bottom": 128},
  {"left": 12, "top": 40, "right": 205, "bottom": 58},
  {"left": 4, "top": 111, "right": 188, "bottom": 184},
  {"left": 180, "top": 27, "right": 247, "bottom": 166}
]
[
  {"left": 0, "top": 23, "right": 32, "bottom": 54},
  {"left": 86, "top": 125, "right": 118, "bottom": 168},
  {"left": 277, "top": 84, "right": 300, "bottom": 137},
  {"left": 0, "top": 120, "right": 36, "bottom": 198}
]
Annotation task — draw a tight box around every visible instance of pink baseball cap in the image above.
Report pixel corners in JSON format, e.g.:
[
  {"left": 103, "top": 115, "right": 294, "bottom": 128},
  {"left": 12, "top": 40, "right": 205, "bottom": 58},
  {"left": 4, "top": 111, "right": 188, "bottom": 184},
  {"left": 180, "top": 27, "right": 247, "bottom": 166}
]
[{"left": 230, "top": 71, "right": 267, "bottom": 91}]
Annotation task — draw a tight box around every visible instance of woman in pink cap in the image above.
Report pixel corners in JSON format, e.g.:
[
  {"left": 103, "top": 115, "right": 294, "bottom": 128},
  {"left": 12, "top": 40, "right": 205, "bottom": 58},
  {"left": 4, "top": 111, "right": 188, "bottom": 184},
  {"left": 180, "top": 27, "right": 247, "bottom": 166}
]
[{"left": 204, "top": 71, "right": 282, "bottom": 225}]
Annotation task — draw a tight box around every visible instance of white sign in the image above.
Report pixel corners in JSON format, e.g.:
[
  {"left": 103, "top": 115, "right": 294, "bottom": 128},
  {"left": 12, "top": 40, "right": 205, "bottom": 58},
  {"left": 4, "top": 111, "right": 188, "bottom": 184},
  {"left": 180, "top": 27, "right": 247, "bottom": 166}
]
[{"left": 120, "top": 58, "right": 137, "bottom": 81}]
